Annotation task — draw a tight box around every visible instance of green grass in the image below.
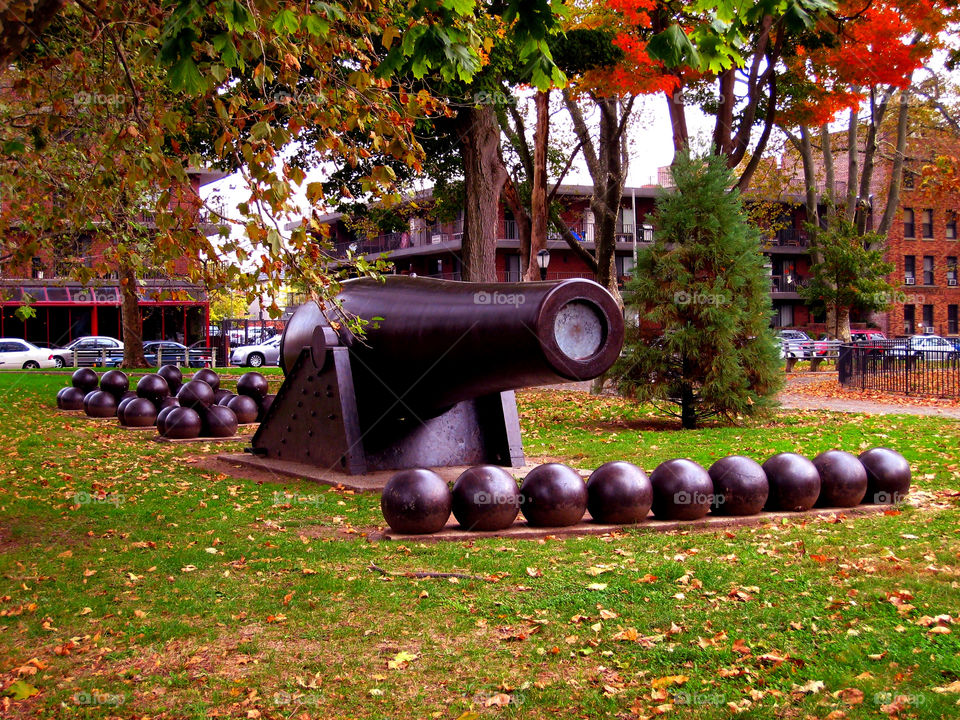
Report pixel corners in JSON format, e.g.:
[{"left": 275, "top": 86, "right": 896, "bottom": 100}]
[{"left": 1, "top": 373, "right": 959, "bottom": 718}]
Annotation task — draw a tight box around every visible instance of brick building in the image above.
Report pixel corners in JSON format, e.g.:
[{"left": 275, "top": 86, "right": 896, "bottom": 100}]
[{"left": 0, "top": 169, "right": 224, "bottom": 346}]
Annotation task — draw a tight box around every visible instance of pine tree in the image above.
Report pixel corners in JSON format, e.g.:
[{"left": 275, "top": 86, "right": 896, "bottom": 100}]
[{"left": 613, "top": 153, "right": 782, "bottom": 429}]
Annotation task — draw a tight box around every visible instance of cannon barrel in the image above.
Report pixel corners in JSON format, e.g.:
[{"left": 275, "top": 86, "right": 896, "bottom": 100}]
[{"left": 280, "top": 276, "right": 624, "bottom": 420}]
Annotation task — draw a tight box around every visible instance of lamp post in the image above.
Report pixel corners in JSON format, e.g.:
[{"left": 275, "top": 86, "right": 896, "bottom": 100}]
[{"left": 536, "top": 249, "right": 551, "bottom": 281}]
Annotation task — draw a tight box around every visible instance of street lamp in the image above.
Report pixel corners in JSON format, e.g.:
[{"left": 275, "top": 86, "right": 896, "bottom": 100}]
[{"left": 536, "top": 249, "right": 551, "bottom": 281}]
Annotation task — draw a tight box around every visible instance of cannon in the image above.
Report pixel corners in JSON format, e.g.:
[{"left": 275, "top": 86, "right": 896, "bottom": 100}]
[{"left": 250, "top": 276, "right": 624, "bottom": 474}]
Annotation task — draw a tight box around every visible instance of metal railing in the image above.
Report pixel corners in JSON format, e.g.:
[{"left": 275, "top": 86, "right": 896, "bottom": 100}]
[
  {"left": 838, "top": 340, "right": 960, "bottom": 398},
  {"left": 780, "top": 339, "right": 842, "bottom": 372},
  {"left": 58, "top": 347, "right": 217, "bottom": 368}
]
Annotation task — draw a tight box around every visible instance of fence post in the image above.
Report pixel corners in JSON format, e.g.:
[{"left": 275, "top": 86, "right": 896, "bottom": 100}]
[{"left": 212, "top": 347, "right": 217, "bottom": 369}]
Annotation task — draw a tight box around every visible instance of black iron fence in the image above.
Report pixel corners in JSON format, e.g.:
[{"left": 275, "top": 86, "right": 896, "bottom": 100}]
[{"left": 838, "top": 340, "right": 960, "bottom": 398}]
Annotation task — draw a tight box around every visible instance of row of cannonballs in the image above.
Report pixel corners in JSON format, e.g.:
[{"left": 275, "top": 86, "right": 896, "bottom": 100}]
[
  {"left": 381, "top": 449, "right": 911, "bottom": 535},
  {"left": 56, "top": 367, "right": 275, "bottom": 439}
]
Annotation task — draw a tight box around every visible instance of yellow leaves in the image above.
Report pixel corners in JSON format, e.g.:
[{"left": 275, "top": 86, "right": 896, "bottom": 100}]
[
  {"left": 4, "top": 680, "right": 39, "bottom": 700},
  {"left": 382, "top": 26, "right": 400, "bottom": 49},
  {"left": 387, "top": 650, "right": 417, "bottom": 669},
  {"left": 265, "top": 614, "right": 287, "bottom": 623},
  {"left": 933, "top": 680, "right": 960, "bottom": 693},
  {"left": 586, "top": 583, "right": 608, "bottom": 591},
  {"left": 82, "top": 569, "right": 96, "bottom": 577},
  {"left": 78, "top": 607, "right": 92, "bottom": 616},
  {"left": 134, "top": 609, "right": 147, "bottom": 619},
  {"left": 525, "top": 567, "right": 542, "bottom": 578},
  {"left": 651, "top": 675, "right": 688, "bottom": 689},
  {"left": 792, "top": 679, "right": 825, "bottom": 695}
]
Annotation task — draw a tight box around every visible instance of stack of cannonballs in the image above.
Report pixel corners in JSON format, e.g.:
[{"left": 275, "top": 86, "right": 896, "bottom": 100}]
[
  {"left": 158, "top": 369, "right": 273, "bottom": 440},
  {"left": 57, "top": 368, "right": 137, "bottom": 418},
  {"left": 380, "top": 449, "right": 912, "bottom": 535}
]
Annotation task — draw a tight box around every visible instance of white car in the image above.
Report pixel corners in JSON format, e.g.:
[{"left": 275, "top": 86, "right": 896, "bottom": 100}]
[
  {"left": 0, "top": 338, "right": 59, "bottom": 369},
  {"left": 902, "top": 335, "right": 957, "bottom": 361},
  {"left": 51, "top": 336, "right": 124, "bottom": 367},
  {"left": 230, "top": 335, "right": 281, "bottom": 367}
]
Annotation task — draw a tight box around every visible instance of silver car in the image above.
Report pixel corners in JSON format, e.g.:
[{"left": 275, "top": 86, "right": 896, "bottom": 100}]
[{"left": 230, "top": 335, "right": 281, "bottom": 367}]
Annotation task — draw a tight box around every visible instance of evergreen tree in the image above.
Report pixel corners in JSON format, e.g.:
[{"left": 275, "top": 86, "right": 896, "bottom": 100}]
[
  {"left": 798, "top": 220, "right": 895, "bottom": 341},
  {"left": 613, "top": 153, "right": 782, "bottom": 429}
]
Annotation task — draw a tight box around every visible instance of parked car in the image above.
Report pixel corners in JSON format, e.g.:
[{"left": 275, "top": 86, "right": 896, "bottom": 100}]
[
  {"left": 777, "top": 329, "right": 814, "bottom": 359},
  {"left": 889, "top": 335, "right": 958, "bottom": 361},
  {"left": 103, "top": 341, "right": 210, "bottom": 368},
  {"left": 0, "top": 338, "right": 60, "bottom": 369},
  {"left": 52, "top": 336, "right": 124, "bottom": 367},
  {"left": 230, "top": 335, "right": 281, "bottom": 367}
]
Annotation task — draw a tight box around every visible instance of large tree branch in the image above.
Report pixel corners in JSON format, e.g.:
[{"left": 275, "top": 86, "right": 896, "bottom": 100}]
[
  {"left": 550, "top": 209, "right": 599, "bottom": 274},
  {"left": 877, "top": 88, "right": 911, "bottom": 238},
  {"left": 562, "top": 90, "right": 600, "bottom": 181}
]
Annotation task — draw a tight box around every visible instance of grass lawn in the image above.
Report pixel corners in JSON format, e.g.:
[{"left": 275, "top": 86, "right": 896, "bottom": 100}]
[{"left": 1, "top": 372, "right": 959, "bottom": 719}]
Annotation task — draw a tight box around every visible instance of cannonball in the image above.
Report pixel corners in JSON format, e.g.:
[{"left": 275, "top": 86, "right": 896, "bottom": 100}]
[
  {"left": 58, "top": 386, "right": 86, "bottom": 411},
  {"left": 519, "top": 463, "right": 587, "bottom": 527},
  {"left": 177, "top": 380, "right": 214, "bottom": 410},
  {"left": 813, "top": 450, "right": 868, "bottom": 508},
  {"left": 708, "top": 455, "right": 769, "bottom": 516},
  {"left": 159, "top": 396, "right": 180, "bottom": 410},
  {"left": 123, "top": 397, "right": 158, "bottom": 428},
  {"left": 380, "top": 469, "right": 452, "bottom": 534},
  {"left": 161, "top": 407, "right": 202, "bottom": 439},
  {"left": 71, "top": 368, "right": 99, "bottom": 392},
  {"left": 226, "top": 394, "right": 259, "bottom": 424},
  {"left": 116, "top": 396, "right": 137, "bottom": 425},
  {"left": 202, "top": 405, "right": 238, "bottom": 438},
  {"left": 762, "top": 453, "right": 821, "bottom": 511},
  {"left": 587, "top": 461, "right": 652, "bottom": 524},
  {"left": 212, "top": 388, "right": 233, "bottom": 405},
  {"left": 136, "top": 374, "right": 170, "bottom": 404},
  {"left": 156, "top": 405, "right": 178, "bottom": 435},
  {"left": 216, "top": 392, "right": 236, "bottom": 407},
  {"left": 99, "top": 370, "right": 129, "bottom": 398},
  {"left": 191, "top": 368, "right": 221, "bottom": 392},
  {"left": 84, "top": 389, "right": 117, "bottom": 418},
  {"left": 157, "top": 365, "right": 183, "bottom": 395},
  {"left": 649, "top": 458, "right": 713, "bottom": 521},
  {"left": 859, "top": 448, "right": 911, "bottom": 505},
  {"left": 119, "top": 390, "right": 137, "bottom": 402},
  {"left": 258, "top": 394, "right": 275, "bottom": 421},
  {"left": 451, "top": 465, "right": 520, "bottom": 531},
  {"left": 237, "top": 372, "right": 269, "bottom": 402}
]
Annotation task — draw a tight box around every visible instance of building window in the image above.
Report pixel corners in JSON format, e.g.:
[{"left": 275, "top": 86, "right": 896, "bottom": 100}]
[
  {"left": 949, "top": 305, "right": 958, "bottom": 335},
  {"left": 922, "top": 304, "right": 934, "bottom": 332},
  {"left": 904, "top": 255, "right": 916, "bottom": 284},
  {"left": 923, "top": 256, "right": 935, "bottom": 285},
  {"left": 904, "top": 305, "right": 915, "bottom": 334},
  {"left": 903, "top": 208, "right": 915, "bottom": 238},
  {"left": 947, "top": 211, "right": 957, "bottom": 240},
  {"left": 948, "top": 257, "right": 958, "bottom": 286},
  {"left": 903, "top": 170, "right": 915, "bottom": 190},
  {"left": 922, "top": 209, "right": 934, "bottom": 238}
]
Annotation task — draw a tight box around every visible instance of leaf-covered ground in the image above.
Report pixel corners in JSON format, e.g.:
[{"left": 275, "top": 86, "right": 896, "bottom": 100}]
[{"left": 1, "top": 373, "right": 959, "bottom": 719}]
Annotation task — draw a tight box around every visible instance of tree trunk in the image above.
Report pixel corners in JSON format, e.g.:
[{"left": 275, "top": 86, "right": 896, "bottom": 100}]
[
  {"left": 502, "top": 178, "right": 532, "bottom": 274},
  {"left": 458, "top": 105, "right": 507, "bottom": 282},
  {"left": 119, "top": 261, "right": 147, "bottom": 367},
  {"left": 836, "top": 304, "right": 852, "bottom": 343},
  {"left": 680, "top": 382, "right": 697, "bottom": 429},
  {"left": 525, "top": 90, "right": 551, "bottom": 281},
  {"left": 876, "top": 88, "right": 911, "bottom": 238}
]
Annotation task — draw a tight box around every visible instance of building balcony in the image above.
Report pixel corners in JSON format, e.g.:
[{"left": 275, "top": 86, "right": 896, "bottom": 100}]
[
  {"left": 771, "top": 274, "right": 806, "bottom": 297},
  {"left": 764, "top": 228, "right": 810, "bottom": 252}
]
